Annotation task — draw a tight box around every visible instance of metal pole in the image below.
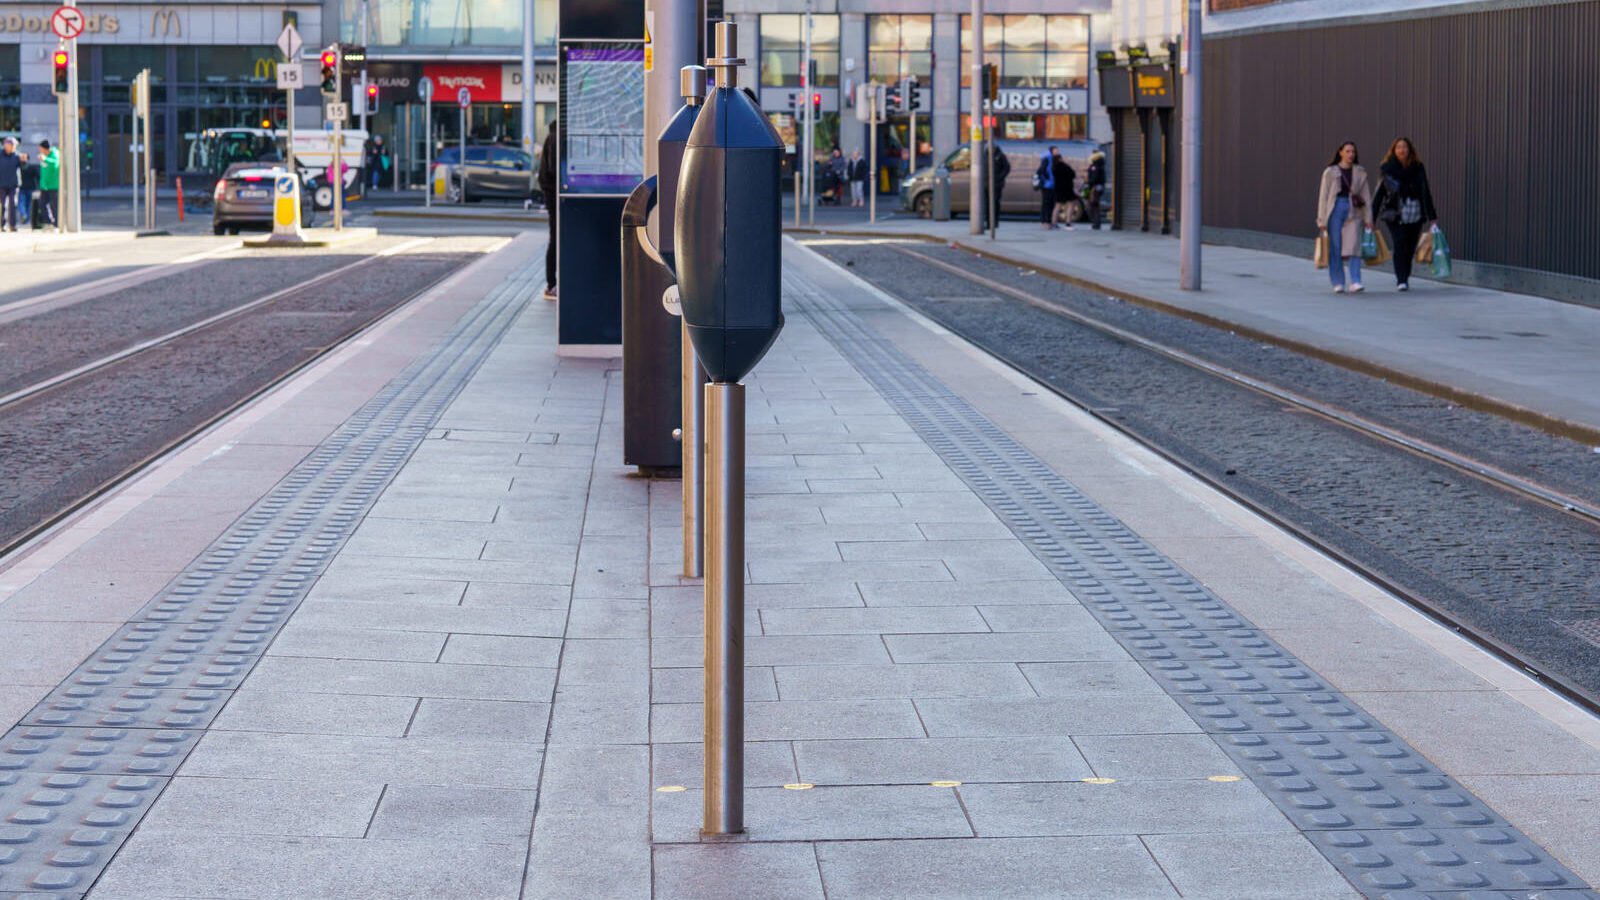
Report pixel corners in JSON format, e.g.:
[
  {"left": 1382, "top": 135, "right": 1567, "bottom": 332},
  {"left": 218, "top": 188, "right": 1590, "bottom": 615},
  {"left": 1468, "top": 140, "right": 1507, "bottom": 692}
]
[
  {"left": 703, "top": 381, "right": 745, "bottom": 836},
  {"left": 681, "top": 327, "right": 705, "bottom": 577},
  {"left": 65, "top": 5, "right": 81, "bottom": 233},
  {"left": 459, "top": 106, "right": 466, "bottom": 204},
  {"left": 131, "top": 109, "right": 139, "bottom": 229},
  {"left": 286, "top": 81, "right": 296, "bottom": 181},
  {"left": 424, "top": 101, "right": 431, "bottom": 207},
  {"left": 969, "top": 0, "right": 984, "bottom": 236},
  {"left": 803, "top": 3, "right": 814, "bottom": 227},
  {"left": 359, "top": 0, "right": 370, "bottom": 151},
  {"left": 986, "top": 99, "right": 996, "bottom": 241},
  {"left": 144, "top": 86, "right": 154, "bottom": 232},
  {"left": 333, "top": 117, "right": 344, "bottom": 229},
  {"left": 868, "top": 91, "right": 877, "bottom": 223},
  {"left": 1179, "top": 0, "right": 1203, "bottom": 291},
  {"left": 521, "top": 0, "right": 536, "bottom": 163}
]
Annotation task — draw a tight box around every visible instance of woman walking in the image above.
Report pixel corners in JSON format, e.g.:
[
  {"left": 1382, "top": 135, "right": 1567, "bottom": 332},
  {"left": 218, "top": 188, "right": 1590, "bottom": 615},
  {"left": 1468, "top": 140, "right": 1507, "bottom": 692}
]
[
  {"left": 1034, "top": 151, "right": 1055, "bottom": 230},
  {"left": 1372, "top": 137, "right": 1437, "bottom": 291},
  {"left": 1315, "top": 141, "right": 1373, "bottom": 293},
  {"left": 1050, "top": 147, "right": 1077, "bottom": 230}
]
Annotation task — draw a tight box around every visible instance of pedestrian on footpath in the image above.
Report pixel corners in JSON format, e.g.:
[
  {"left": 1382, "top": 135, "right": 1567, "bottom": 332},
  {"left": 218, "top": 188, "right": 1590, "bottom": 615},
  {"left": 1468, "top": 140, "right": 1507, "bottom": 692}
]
[
  {"left": 538, "top": 120, "right": 559, "bottom": 301},
  {"left": 18, "top": 151, "right": 36, "bottom": 226},
  {"left": 1316, "top": 140, "right": 1373, "bottom": 293},
  {"left": 0, "top": 137, "right": 20, "bottom": 232},
  {"left": 1372, "top": 137, "right": 1437, "bottom": 292},
  {"left": 37, "top": 140, "right": 61, "bottom": 230},
  {"left": 828, "top": 147, "right": 847, "bottom": 206},
  {"left": 367, "top": 135, "right": 388, "bottom": 191},
  {"left": 848, "top": 149, "right": 867, "bottom": 208},
  {"left": 1033, "top": 151, "right": 1055, "bottom": 229},
  {"left": 1050, "top": 146, "right": 1076, "bottom": 230},
  {"left": 1085, "top": 150, "right": 1107, "bottom": 230}
]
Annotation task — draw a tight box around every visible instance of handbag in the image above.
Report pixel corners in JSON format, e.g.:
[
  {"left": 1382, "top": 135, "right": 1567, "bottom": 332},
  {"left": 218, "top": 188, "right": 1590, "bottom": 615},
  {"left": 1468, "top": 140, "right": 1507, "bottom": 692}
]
[
  {"left": 1430, "top": 226, "right": 1452, "bottom": 278},
  {"left": 1313, "top": 233, "right": 1330, "bottom": 270},
  {"left": 1415, "top": 230, "right": 1434, "bottom": 264}
]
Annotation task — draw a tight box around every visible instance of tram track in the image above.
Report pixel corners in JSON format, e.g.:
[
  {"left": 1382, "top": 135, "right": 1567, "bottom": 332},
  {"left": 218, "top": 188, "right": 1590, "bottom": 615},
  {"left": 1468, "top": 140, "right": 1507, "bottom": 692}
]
[
  {"left": 811, "top": 238, "right": 1600, "bottom": 714},
  {"left": 0, "top": 236, "right": 486, "bottom": 561}
]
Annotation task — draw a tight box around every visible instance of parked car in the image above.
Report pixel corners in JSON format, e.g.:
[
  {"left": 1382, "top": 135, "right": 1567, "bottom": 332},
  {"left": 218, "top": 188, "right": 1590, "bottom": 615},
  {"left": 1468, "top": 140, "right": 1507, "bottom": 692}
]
[
  {"left": 431, "top": 145, "right": 539, "bottom": 204},
  {"left": 211, "top": 163, "right": 312, "bottom": 235},
  {"left": 899, "top": 139, "right": 1109, "bottom": 219}
]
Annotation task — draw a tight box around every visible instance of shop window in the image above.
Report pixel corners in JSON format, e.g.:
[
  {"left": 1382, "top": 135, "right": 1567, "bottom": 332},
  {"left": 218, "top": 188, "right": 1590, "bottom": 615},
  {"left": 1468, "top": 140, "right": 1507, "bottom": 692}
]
[
  {"left": 960, "top": 14, "right": 1090, "bottom": 90},
  {"left": 345, "top": 0, "right": 550, "bottom": 49},
  {"left": 759, "top": 14, "right": 839, "bottom": 88},
  {"left": 101, "top": 46, "right": 167, "bottom": 84},
  {"left": 866, "top": 15, "right": 933, "bottom": 84}
]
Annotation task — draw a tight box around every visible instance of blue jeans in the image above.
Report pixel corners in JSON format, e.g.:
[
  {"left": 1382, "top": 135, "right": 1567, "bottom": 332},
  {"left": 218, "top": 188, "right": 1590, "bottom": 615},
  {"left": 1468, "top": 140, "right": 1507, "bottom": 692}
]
[{"left": 1327, "top": 197, "right": 1362, "bottom": 286}]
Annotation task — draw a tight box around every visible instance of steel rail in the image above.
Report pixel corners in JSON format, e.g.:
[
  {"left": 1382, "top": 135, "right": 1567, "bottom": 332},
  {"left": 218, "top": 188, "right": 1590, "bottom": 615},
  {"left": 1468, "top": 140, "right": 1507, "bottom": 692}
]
[
  {"left": 0, "top": 237, "right": 447, "bottom": 563},
  {"left": 880, "top": 241, "right": 1600, "bottom": 714},
  {"left": 891, "top": 243, "right": 1600, "bottom": 527}
]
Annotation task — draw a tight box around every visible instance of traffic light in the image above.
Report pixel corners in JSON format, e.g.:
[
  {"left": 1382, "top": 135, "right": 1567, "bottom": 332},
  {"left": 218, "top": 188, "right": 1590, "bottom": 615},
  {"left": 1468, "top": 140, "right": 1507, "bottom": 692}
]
[
  {"left": 366, "top": 83, "right": 378, "bottom": 112},
  {"left": 906, "top": 77, "right": 922, "bottom": 112},
  {"left": 885, "top": 82, "right": 902, "bottom": 113},
  {"left": 812, "top": 93, "right": 821, "bottom": 117},
  {"left": 52, "top": 49, "right": 69, "bottom": 96},
  {"left": 320, "top": 47, "right": 339, "bottom": 98},
  {"left": 980, "top": 64, "right": 1000, "bottom": 104}
]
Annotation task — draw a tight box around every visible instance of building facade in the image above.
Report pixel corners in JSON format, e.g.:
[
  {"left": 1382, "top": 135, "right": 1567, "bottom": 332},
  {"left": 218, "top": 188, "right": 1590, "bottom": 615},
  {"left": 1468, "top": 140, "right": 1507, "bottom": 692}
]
[
  {"left": 1, "top": 1, "right": 324, "bottom": 188},
  {"left": 1201, "top": 0, "right": 1600, "bottom": 300},
  {"left": 719, "top": 0, "right": 1113, "bottom": 179}
]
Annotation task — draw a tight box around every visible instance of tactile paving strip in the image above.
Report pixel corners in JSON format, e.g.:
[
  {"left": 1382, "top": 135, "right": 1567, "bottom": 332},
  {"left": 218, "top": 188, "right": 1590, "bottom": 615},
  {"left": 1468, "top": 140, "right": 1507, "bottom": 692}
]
[
  {"left": 786, "top": 268, "right": 1597, "bottom": 900},
  {"left": 0, "top": 261, "right": 538, "bottom": 896}
]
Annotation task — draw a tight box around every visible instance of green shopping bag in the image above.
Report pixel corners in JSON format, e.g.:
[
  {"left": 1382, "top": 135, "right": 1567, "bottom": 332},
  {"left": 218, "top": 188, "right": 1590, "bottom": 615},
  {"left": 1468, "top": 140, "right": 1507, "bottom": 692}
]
[
  {"left": 1360, "top": 228, "right": 1379, "bottom": 260},
  {"left": 1430, "top": 227, "right": 1452, "bottom": 279}
]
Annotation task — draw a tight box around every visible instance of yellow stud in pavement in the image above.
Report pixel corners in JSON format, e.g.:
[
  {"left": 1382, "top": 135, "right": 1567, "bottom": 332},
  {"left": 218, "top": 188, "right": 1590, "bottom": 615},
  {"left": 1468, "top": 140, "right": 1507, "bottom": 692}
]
[
  {"left": 1207, "top": 775, "right": 1243, "bottom": 783},
  {"left": 930, "top": 780, "right": 963, "bottom": 788},
  {"left": 782, "top": 783, "right": 815, "bottom": 791},
  {"left": 655, "top": 785, "right": 687, "bottom": 793},
  {"left": 1082, "top": 777, "right": 1116, "bottom": 785}
]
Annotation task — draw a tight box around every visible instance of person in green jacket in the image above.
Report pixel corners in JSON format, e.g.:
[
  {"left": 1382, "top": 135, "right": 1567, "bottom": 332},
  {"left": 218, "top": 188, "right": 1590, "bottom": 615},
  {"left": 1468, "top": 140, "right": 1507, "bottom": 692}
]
[{"left": 37, "top": 140, "right": 60, "bottom": 229}]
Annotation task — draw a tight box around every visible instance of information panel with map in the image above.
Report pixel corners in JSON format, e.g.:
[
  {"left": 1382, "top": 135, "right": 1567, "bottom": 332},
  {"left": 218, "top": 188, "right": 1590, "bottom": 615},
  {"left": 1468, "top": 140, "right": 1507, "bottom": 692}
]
[{"left": 560, "top": 43, "right": 646, "bottom": 194}]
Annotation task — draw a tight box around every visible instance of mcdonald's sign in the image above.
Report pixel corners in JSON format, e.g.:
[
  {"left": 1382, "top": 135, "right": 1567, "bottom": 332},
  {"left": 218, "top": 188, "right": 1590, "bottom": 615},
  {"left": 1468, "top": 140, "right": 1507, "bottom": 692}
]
[
  {"left": 151, "top": 7, "right": 181, "bottom": 37},
  {"left": 253, "top": 57, "right": 279, "bottom": 82}
]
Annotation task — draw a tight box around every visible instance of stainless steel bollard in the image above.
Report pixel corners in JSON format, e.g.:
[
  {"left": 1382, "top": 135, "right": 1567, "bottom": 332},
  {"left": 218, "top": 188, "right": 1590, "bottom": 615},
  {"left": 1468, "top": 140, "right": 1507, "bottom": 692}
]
[
  {"left": 703, "top": 381, "right": 745, "bottom": 834},
  {"left": 682, "top": 327, "right": 707, "bottom": 578}
]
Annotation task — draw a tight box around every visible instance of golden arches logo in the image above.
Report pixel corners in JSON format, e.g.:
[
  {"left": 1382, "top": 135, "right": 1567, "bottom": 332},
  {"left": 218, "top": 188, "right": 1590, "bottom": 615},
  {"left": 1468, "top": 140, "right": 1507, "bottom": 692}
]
[{"left": 253, "top": 57, "right": 278, "bottom": 81}]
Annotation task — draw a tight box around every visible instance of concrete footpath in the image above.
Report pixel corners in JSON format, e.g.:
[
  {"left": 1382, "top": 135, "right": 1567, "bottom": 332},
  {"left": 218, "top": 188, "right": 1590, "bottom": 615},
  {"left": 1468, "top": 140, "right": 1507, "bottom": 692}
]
[
  {"left": 800, "top": 216, "right": 1600, "bottom": 438},
  {"left": 1, "top": 234, "right": 1598, "bottom": 899}
]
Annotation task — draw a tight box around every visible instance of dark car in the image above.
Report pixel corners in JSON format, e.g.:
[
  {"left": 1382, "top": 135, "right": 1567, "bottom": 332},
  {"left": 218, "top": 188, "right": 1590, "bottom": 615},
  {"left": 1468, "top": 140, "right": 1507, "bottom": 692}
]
[
  {"left": 211, "top": 163, "right": 313, "bottom": 235},
  {"left": 432, "top": 145, "right": 538, "bottom": 204}
]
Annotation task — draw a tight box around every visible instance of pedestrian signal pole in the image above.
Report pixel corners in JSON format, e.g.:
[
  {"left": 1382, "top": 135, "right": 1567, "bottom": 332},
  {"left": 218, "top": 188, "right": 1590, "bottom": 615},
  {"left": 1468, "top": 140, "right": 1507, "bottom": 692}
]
[
  {"left": 1179, "top": 0, "right": 1203, "bottom": 290},
  {"left": 969, "top": 0, "right": 985, "bottom": 235}
]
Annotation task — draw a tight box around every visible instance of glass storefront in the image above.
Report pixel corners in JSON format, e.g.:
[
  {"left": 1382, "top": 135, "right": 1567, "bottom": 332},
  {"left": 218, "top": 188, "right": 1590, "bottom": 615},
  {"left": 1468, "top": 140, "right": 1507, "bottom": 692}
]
[
  {"left": 758, "top": 14, "right": 840, "bottom": 88},
  {"left": 342, "top": 0, "right": 556, "bottom": 48},
  {"left": 867, "top": 15, "right": 933, "bottom": 172},
  {"left": 79, "top": 44, "right": 282, "bottom": 186},
  {"left": 1, "top": 45, "right": 20, "bottom": 134},
  {"left": 960, "top": 15, "right": 1091, "bottom": 141}
]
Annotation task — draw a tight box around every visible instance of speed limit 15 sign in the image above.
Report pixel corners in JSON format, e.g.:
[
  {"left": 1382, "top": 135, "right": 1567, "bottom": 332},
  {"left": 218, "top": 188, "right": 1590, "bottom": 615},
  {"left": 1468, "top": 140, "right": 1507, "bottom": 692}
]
[{"left": 276, "top": 63, "right": 305, "bottom": 90}]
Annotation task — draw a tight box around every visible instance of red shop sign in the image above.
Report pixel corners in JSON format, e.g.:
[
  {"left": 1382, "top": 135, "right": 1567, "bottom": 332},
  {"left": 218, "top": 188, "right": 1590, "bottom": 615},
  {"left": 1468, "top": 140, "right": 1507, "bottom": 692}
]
[{"left": 423, "top": 63, "right": 502, "bottom": 103}]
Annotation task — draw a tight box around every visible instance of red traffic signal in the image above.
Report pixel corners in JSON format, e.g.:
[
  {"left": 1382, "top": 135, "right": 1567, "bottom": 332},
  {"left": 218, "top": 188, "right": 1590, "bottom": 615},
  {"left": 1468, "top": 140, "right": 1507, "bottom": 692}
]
[
  {"left": 366, "top": 84, "right": 377, "bottom": 98},
  {"left": 321, "top": 49, "right": 337, "bottom": 67},
  {"left": 52, "top": 49, "right": 70, "bottom": 95},
  {"left": 811, "top": 92, "right": 821, "bottom": 110}
]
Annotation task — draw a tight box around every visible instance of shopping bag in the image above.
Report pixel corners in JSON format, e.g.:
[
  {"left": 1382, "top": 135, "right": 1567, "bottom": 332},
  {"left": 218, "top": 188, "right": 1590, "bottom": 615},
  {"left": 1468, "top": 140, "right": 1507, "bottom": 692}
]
[
  {"left": 1368, "top": 228, "right": 1392, "bottom": 266},
  {"left": 1414, "top": 230, "right": 1434, "bottom": 264},
  {"left": 1360, "top": 228, "right": 1378, "bottom": 260},
  {"left": 1430, "top": 227, "right": 1452, "bottom": 278},
  {"left": 1313, "top": 233, "right": 1330, "bottom": 270}
]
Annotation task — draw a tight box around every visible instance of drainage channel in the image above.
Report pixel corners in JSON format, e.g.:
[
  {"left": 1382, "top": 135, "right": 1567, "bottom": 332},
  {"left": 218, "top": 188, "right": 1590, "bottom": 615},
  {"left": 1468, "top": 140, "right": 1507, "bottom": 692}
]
[
  {"left": 0, "top": 259, "right": 538, "bottom": 896},
  {"left": 784, "top": 267, "right": 1596, "bottom": 900}
]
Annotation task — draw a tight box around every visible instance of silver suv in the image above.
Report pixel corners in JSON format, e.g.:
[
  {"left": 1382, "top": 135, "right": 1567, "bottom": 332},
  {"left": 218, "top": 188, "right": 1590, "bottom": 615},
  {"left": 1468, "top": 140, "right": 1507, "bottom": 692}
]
[{"left": 432, "top": 145, "right": 539, "bottom": 203}]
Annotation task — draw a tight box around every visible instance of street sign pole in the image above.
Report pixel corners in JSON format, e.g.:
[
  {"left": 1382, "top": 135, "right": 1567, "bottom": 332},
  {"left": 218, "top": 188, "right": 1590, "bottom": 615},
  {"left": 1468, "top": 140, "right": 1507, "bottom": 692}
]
[
  {"left": 278, "top": 23, "right": 302, "bottom": 181},
  {"left": 144, "top": 69, "right": 154, "bottom": 231},
  {"left": 458, "top": 87, "right": 470, "bottom": 205},
  {"left": 419, "top": 76, "right": 433, "bottom": 208},
  {"left": 65, "top": 0, "right": 81, "bottom": 232},
  {"left": 333, "top": 112, "right": 344, "bottom": 231},
  {"left": 869, "top": 85, "right": 879, "bottom": 224},
  {"left": 1179, "top": 0, "right": 1203, "bottom": 291},
  {"left": 969, "top": 0, "right": 984, "bottom": 236}
]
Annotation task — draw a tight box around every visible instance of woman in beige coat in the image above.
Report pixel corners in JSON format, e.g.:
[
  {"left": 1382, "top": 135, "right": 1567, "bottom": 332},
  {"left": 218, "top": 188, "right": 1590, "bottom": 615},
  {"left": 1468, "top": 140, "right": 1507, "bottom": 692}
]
[{"left": 1316, "top": 141, "right": 1375, "bottom": 293}]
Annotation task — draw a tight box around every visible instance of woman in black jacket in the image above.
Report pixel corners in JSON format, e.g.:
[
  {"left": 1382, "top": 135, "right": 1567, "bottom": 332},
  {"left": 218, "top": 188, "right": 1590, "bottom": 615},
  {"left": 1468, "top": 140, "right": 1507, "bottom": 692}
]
[{"left": 1371, "top": 137, "right": 1437, "bottom": 291}]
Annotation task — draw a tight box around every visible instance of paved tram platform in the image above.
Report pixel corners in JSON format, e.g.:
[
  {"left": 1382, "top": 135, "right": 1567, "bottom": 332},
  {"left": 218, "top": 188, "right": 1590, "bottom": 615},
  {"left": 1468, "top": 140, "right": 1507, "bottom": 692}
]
[{"left": 1, "top": 233, "right": 1598, "bottom": 899}]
